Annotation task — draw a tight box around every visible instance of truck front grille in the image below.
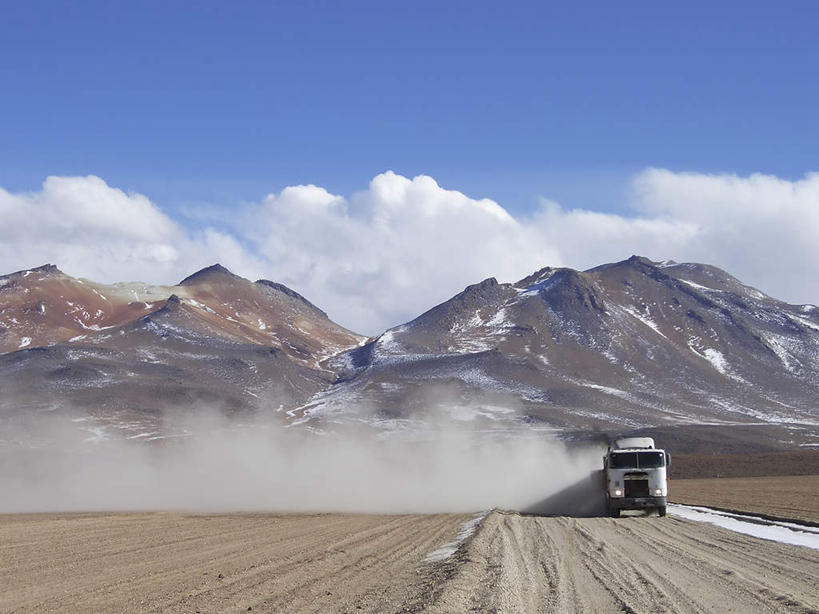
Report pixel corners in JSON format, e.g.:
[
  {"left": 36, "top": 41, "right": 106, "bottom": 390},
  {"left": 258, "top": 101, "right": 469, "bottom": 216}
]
[{"left": 624, "top": 472, "right": 649, "bottom": 498}]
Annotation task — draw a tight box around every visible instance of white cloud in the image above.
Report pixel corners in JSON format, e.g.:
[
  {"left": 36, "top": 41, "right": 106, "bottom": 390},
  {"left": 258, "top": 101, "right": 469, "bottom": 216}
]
[
  {"left": 1, "top": 169, "right": 817, "bottom": 336},
  {"left": 250, "top": 172, "right": 556, "bottom": 333},
  {"left": 0, "top": 175, "right": 264, "bottom": 285},
  {"left": 628, "top": 169, "right": 819, "bottom": 302}
]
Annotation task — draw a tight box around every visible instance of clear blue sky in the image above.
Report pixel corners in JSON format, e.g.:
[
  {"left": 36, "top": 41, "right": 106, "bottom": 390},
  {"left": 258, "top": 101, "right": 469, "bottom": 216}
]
[{"left": 1, "top": 1, "right": 817, "bottom": 216}]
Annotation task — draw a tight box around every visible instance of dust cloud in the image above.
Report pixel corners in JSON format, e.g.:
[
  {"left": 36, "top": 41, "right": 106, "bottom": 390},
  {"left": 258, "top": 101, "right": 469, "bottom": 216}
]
[{"left": 1, "top": 409, "right": 606, "bottom": 514}]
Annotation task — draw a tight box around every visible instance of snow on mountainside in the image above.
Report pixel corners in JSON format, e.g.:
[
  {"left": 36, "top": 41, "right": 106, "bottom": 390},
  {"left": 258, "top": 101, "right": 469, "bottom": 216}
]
[
  {"left": 304, "top": 256, "right": 819, "bottom": 441},
  {"left": 1, "top": 256, "right": 817, "bottom": 448},
  {"left": 0, "top": 264, "right": 364, "bottom": 441},
  {"left": 0, "top": 263, "right": 362, "bottom": 360}
]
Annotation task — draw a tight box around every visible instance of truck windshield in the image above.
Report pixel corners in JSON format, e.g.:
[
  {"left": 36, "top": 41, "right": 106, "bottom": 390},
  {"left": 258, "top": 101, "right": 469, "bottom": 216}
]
[{"left": 609, "top": 451, "right": 665, "bottom": 469}]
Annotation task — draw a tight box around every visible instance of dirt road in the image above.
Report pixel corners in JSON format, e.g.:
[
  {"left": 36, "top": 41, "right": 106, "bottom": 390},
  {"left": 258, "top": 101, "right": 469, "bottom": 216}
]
[
  {"left": 2, "top": 511, "right": 818, "bottom": 613},
  {"left": 424, "top": 512, "right": 819, "bottom": 614}
]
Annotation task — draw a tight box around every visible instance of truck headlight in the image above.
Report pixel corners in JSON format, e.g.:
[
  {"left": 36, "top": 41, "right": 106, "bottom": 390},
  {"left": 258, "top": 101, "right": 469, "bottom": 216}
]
[
  {"left": 613, "top": 488, "right": 623, "bottom": 497},
  {"left": 654, "top": 488, "right": 663, "bottom": 496}
]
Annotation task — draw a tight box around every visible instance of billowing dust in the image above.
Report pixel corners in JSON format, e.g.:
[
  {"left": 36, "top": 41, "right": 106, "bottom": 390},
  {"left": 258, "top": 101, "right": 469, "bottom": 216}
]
[{"left": 1, "top": 409, "right": 606, "bottom": 514}]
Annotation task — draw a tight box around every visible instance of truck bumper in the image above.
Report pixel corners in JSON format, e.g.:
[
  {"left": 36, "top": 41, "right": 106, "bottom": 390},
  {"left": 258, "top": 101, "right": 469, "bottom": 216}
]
[{"left": 610, "top": 496, "right": 666, "bottom": 511}]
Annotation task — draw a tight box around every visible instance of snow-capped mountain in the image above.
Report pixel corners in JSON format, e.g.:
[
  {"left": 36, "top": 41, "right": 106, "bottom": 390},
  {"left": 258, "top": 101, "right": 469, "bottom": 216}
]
[
  {"left": 1, "top": 256, "right": 817, "bottom": 447},
  {"left": 0, "top": 264, "right": 361, "bottom": 358},
  {"left": 298, "top": 256, "right": 819, "bottom": 442},
  {"left": 0, "top": 264, "right": 363, "bottom": 440}
]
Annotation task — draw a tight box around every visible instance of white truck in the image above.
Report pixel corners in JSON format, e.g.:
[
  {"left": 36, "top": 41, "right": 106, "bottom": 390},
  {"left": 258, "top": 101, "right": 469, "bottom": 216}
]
[{"left": 603, "top": 437, "right": 670, "bottom": 518}]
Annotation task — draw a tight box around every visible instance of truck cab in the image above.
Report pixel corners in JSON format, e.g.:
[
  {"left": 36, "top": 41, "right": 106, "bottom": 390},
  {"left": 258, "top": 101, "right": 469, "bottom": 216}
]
[{"left": 604, "top": 437, "right": 669, "bottom": 518}]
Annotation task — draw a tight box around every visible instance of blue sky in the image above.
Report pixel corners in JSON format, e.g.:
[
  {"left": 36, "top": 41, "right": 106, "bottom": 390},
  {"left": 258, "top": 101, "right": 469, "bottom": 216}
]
[
  {"left": 2, "top": 2, "right": 819, "bottom": 331},
  {"left": 2, "top": 1, "right": 817, "bottom": 215}
]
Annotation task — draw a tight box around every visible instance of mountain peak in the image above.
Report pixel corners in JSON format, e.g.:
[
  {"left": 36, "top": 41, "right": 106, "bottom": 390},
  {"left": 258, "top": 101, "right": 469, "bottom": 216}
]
[
  {"left": 31, "top": 264, "right": 61, "bottom": 274},
  {"left": 586, "top": 255, "right": 659, "bottom": 274},
  {"left": 625, "top": 255, "right": 657, "bottom": 268},
  {"left": 515, "top": 266, "right": 555, "bottom": 289},
  {"left": 6, "top": 264, "right": 63, "bottom": 278},
  {"left": 467, "top": 277, "right": 499, "bottom": 291},
  {"left": 178, "top": 264, "right": 242, "bottom": 286},
  {"left": 255, "top": 279, "right": 327, "bottom": 318}
]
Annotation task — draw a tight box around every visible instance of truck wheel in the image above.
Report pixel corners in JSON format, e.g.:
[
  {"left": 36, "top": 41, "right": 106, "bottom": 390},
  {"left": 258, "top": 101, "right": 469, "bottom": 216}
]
[
  {"left": 610, "top": 508, "right": 620, "bottom": 518},
  {"left": 658, "top": 506, "right": 667, "bottom": 517}
]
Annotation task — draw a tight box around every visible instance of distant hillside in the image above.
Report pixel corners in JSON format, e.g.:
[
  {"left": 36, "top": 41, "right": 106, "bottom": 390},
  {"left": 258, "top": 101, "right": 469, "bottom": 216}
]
[
  {"left": 1, "top": 257, "right": 817, "bottom": 449},
  {"left": 0, "top": 264, "right": 364, "bottom": 441},
  {"left": 298, "top": 256, "right": 819, "bottom": 446}
]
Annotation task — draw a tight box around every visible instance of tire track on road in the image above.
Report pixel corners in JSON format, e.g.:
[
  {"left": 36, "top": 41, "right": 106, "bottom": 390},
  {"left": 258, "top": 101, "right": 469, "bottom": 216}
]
[{"left": 420, "top": 512, "right": 819, "bottom": 614}]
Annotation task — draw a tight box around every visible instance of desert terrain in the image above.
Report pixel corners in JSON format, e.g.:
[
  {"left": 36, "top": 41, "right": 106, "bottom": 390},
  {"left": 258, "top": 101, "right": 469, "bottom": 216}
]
[
  {"left": 2, "top": 505, "right": 818, "bottom": 614},
  {"left": 670, "top": 475, "right": 819, "bottom": 525},
  {"left": 2, "top": 260, "right": 818, "bottom": 612},
  {"left": 667, "top": 450, "right": 819, "bottom": 524},
  {"left": 0, "top": 512, "right": 465, "bottom": 613}
]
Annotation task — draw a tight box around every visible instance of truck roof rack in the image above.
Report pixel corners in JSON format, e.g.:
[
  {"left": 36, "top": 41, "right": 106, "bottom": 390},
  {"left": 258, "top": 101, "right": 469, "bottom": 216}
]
[{"left": 610, "top": 437, "right": 655, "bottom": 450}]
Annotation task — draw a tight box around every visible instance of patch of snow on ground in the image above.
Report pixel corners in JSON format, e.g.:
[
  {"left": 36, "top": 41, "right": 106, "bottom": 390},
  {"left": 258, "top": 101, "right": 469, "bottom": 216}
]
[
  {"left": 581, "top": 382, "right": 638, "bottom": 403},
  {"left": 375, "top": 327, "right": 406, "bottom": 355},
  {"left": 517, "top": 270, "right": 558, "bottom": 298},
  {"left": 258, "top": 319, "right": 267, "bottom": 330},
  {"left": 801, "top": 304, "right": 816, "bottom": 313},
  {"left": 622, "top": 305, "right": 667, "bottom": 339},
  {"left": 792, "top": 314, "right": 819, "bottom": 332},
  {"left": 744, "top": 287, "right": 767, "bottom": 300},
  {"left": 764, "top": 335, "right": 796, "bottom": 372},
  {"left": 447, "top": 310, "right": 498, "bottom": 353},
  {"left": 702, "top": 348, "right": 729, "bottom": 375},
  {"left": 680, "top": 278, "right": 715, "bottom": 292},
  {"left": 669, "top": 504, "right": 819, "bottom": 551},
  {"left": 450, "top": 338, "right": 494, "bottom": 354},
  {"left": 466, "top": 309, "right": 484, "bottom": 328},
  {"left": 77, "top": 321, "right": 115, "bottom": 331},
  {"left": 707, "top": 397, "right": 804, "bottom": 424},
  {"left": 425, "top": 511, "right": 488, "bottom": 562},
  {"left": 487, "top": 307, "right": 510, "bottom": 329},
  {"left": 68, "top": 335, "right": 87, "bottom": 342},
  {"left": 0, "top": 278, "right": 9, "bottom": 287},
  {"left": 18, "top": 337, "right": 31, "bottom": 348},
  {"left": 688, "top": 338, "right": 744, "bottom": 380}
]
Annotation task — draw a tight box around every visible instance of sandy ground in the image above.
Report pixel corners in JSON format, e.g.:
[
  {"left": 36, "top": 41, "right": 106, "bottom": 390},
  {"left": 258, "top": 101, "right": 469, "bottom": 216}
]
[
  {"left": 670, "top": 450, "right": 819, "bottom": 479},
  {"left": 422, "top": 512, "right": 819, "bottom": 614},
  {"left": 670, "top": 474, "right": 819, "bottom": 525},
  {"left": 0, "top": 512, "right": 465, "bottom": 614},
  {"left": 2, "top": 510, "right": 818, "bottom": 614}
]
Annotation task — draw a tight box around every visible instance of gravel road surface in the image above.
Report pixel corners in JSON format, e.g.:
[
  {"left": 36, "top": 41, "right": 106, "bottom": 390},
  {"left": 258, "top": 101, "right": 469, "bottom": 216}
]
[
  {"left": 2, "top": 511, "right": 817, "bottom": 613},
  {"left": 425, "top": 511, "right": 819, "bottom": 614}
]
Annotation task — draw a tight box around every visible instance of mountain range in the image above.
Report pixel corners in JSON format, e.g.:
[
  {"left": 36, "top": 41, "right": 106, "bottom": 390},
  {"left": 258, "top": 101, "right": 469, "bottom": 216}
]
[{"left": 1, "top": 257, "right": 817, "bottom": 450}]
